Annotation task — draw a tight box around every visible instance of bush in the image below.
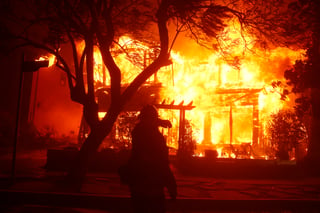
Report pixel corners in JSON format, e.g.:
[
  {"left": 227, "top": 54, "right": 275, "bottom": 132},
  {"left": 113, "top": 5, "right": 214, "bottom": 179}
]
[{"left": 267, "top": 109, "right": 307, "bottom": 160}]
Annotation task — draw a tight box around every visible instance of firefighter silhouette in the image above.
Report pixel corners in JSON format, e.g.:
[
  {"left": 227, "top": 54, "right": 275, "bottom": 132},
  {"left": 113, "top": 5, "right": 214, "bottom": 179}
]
[{"left": 119, "top": 105, "right": 176, "bottom": 213}]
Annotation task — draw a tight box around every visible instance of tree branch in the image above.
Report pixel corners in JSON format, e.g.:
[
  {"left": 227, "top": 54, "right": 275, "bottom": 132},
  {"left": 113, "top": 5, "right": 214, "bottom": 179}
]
[
  {"left": 94, "top": 0, "right": 122, "bottom": 104},
  {"left": 120, "top": 0, "right": 171, "bottom": 106},
  {"left": 12, "top": 35, "right": 83, "bottom": 105}
]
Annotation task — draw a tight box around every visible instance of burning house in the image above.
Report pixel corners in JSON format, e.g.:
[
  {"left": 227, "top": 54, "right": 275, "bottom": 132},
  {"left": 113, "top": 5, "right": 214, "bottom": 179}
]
[
  {"left": 15, "top": 15, "right": 306, "bottom": 164},
  {"left": 74, "top": 27, "right": 306, "bottom": 161}
]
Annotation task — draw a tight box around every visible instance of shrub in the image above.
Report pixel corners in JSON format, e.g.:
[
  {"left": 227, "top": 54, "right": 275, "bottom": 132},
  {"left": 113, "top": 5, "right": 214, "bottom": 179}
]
[{"left": 267, "top": 109, "right": 307, "bottom": 160}]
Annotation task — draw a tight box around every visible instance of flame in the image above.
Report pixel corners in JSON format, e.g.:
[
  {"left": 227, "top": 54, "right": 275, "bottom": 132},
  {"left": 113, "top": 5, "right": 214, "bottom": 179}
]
[
  {"left": 77, "top": 37, "right": 147, "bottom": 85},
  {"left": 152, "top": 22, "right": 304, "bottom": 158},
  {"left": 37, "top": 54, "right": 56, "bottom": 67},
  {"left": 77, "top": 20, "right": 305, "bottom": 159},
  {"left": 216, "top": 147, "right": 222, "bottom": 158}
]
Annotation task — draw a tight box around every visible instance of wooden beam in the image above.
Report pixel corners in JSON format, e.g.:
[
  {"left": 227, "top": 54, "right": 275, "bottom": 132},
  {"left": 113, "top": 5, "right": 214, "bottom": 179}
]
[{"left": 154, "top": 104, "right": 195, "bottom": 110}]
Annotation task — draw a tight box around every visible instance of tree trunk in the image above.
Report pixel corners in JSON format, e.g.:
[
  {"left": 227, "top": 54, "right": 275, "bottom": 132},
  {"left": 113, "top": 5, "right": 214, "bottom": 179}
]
[{"left": 67, "top": 104, "right": 120, "bottom": 188}]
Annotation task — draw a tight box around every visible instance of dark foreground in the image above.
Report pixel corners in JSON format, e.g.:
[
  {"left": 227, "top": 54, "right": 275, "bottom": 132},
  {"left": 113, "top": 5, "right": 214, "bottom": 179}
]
[
  {"left": 1, "top": 148, "right": 320, "bottom": 212},
  {"left": 1, "top": 172, "right": 320, "bottom": 213}
]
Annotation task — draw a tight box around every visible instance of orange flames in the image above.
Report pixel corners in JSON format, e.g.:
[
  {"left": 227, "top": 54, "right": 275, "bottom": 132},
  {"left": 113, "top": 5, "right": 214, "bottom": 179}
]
[
  {"left": 36, "top": 54, "right": 56, "bottom": 67},
  {"left": 81, "top": 22, "right": 304, "bottom": 159}
]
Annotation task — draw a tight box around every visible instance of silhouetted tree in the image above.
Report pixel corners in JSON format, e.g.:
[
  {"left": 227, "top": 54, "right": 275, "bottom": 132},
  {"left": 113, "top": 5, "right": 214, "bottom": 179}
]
[{"left": 283, "top": 0, "right": 320, "bottom": 164}]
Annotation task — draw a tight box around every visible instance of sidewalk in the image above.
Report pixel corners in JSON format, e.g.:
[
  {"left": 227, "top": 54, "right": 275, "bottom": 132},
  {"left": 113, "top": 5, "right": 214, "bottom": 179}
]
[
  {"left": 1, "top": 171, "right": 320, "bottom": 212},
  {"left": 1, "top": 148, "right": 320, "bottom": 212}
]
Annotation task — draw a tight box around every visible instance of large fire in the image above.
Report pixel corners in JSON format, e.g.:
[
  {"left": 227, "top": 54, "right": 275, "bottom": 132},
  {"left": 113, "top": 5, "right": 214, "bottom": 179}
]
[{"left": 79, "top": 22, "right": 305, "bottom": 159}]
